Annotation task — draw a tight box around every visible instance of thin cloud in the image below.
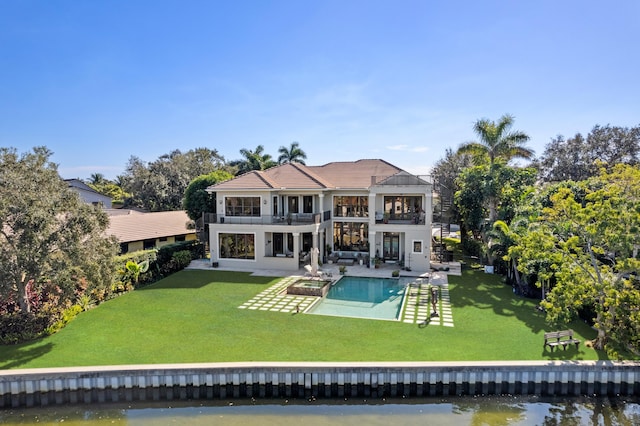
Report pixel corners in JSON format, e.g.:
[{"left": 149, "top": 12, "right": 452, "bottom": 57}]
[{"left": 386, "top": 144, "right": 430, "bottom": 153}]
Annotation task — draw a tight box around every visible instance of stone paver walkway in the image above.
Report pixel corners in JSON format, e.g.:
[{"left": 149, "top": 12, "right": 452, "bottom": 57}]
[
  {"left": 399, "top": 273, "right": 454, "bottom": 327},
  {"left": 238, "top": 275, "right": 318, "bottom": 314}
]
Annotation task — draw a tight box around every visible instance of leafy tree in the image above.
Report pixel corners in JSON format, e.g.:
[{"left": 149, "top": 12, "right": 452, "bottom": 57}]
[
  {"left": 430, "top": 148, "right": 472, "bottom": 225},
  {"left": 455, "top": 165, "right": 488, "bottom": 240},
  {"left": 121, "top": 148, "right": 229, "bottom": 211},
  {"left": 0, "top": 147, "right": 118, "bottom": 315},
  {"left": 455, "top": 164, "right": 536, "bottom": 263},
  {"left": 231, "top": 145, "right": 277, "bottom": 175},
  {"left": 535, "top": 124, "right": 640, "bottom": 182},
  {"left": 183, "top": 170, "right": 234, "bottom": 221},
  {"left": 510, "top": 164, "right": 640, "bottom": 353},
  {"left": 86, "top": 178, "right": 130, "bottom": 205},
  {"left": 277, "top": 141, "right": 307, "bottom": 165}
]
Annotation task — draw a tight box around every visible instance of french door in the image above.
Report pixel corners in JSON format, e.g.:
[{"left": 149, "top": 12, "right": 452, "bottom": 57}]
[{"left": 383, "top": 232, "right": 400, "bottom": 261}]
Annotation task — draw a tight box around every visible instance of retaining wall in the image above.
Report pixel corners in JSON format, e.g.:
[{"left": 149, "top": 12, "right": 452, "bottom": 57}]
[{"left": 1, "top": 361, "right": 639, "bottom": 408}]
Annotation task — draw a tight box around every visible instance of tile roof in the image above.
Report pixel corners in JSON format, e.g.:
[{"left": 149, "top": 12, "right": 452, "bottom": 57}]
[
  {"left": 210, "top": 159, "right": 404, "bottom": 191},
  {"left": 106, "top": 210, "right": 195, "bottom": 243}
]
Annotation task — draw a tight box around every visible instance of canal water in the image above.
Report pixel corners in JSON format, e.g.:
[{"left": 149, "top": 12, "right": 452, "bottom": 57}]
[{"left": 1, "top": 395, "right": 639, "bottom": 425}]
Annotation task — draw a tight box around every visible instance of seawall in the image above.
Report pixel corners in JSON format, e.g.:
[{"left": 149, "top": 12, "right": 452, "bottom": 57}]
[{"left": 1, "top": 361, "right": 639, "bottom": 408}]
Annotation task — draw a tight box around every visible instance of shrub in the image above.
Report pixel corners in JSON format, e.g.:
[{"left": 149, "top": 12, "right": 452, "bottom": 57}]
[
  {"left": 171, "top": 250, "right": 193, "bottom": 270},
  {"left": 157, "top": 241, "right": 204, "bottom": 266},
  {"left": 114, "top": 249, "right": 158, "bottom": 289},
  {"left": 160, "top": 250, "right": 193, "bottom": 275},
  {"left": 46, "top": 304, "right": 83, "bottom": 335},
  {"left": 0, "top": 312, "right": 54, "bottom": 344}
]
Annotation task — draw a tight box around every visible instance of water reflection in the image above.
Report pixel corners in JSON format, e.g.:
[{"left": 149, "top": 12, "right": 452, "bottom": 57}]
[{"left": 1, "top": 396, "right": 639, "bottom": 425}]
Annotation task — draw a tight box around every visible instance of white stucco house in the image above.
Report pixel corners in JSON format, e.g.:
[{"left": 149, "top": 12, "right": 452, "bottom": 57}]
[
  {"left": 205, "top": 159, "right": 433, "bottom": 273},
  {"left": 66, "top": 179, "right": 112, "bottom": 208}
]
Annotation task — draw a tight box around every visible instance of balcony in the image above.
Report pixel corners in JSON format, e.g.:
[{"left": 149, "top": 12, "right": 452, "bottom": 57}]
[
  {"left": 205, "top": 212, "right": 324, "bottom": 226},
  {"left": 374, "top": 212, "right": 427, "bottom": 225}
]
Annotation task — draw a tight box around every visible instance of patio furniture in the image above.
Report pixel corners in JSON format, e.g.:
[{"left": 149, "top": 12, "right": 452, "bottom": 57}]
[{"left": 304, "top": 264, "right": 326, "bottom": 279}]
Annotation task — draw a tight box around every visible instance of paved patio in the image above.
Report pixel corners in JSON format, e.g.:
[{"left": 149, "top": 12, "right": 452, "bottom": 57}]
[
  {"left": 186, "top": 258, "right": 461, "bottom": 278},
  {"left": 186, "top": 259, "right": 457, "bottom": 326}
]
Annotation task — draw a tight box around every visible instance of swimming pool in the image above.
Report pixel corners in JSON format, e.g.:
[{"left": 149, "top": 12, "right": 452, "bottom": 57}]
[{"left": 307, "top": 276, "right": 406, "bottom": 320}]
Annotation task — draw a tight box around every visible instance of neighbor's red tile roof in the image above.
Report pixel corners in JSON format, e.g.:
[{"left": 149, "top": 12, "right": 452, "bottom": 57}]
[
  {"left": 210, "top": 159, "right": 403, "bottom": 190},
  {"left": 106, "top": 210, "right": 194, "bottom": 243}
]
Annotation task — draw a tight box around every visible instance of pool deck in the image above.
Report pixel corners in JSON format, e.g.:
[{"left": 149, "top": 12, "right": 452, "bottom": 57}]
[
  {"left": 186, "top": 258, "right": 461, "bottom": 279},
  {"left": 186, "top": 259, "right": 456, "bottom": 326}
]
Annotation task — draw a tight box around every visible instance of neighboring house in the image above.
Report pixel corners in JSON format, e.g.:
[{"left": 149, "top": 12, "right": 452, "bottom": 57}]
[
  {"left": 206, "top": 159, "right": 432, "bottom": 273},
  {"left": 66, "top": 179, "right": 112, "bottom": 208},
  {"left": 106, "top": 210, "right": 197, "bottom": 254}
]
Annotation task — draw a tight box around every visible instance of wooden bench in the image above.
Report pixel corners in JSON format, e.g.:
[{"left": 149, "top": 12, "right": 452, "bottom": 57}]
[{"left": 544, "top": 329, "right": 581, "bottom": 351}]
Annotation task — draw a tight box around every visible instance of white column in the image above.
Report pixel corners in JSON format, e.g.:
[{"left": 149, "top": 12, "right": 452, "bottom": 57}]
[{"left": 292, "top": 232, "right": 300, "bottom": 263}]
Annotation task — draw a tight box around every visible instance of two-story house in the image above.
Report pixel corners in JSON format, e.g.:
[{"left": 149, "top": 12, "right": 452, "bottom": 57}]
[{"left": 205, "top": 159, "right": 432, "bottom": 273}]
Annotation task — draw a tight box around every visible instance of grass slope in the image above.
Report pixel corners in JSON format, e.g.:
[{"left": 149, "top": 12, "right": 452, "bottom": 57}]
[{"left": 0, "top": 269, "right": 609, "bottom": 369}]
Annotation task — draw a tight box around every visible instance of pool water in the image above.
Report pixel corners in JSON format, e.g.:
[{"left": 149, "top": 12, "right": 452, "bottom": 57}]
[{"left": 307, "top": 276, "right": 406, "bottom": 320}]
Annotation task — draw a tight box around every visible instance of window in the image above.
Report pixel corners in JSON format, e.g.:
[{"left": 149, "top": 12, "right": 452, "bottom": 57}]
[
  {"left": 219, "top": 233, "right": 255, "bottom": 259},
  {"left": 333, "top": 222, "right": 369, "bottom": 251},
  {"left": 333, "top": 196, "right": 368, "bottom": 217},
  {"left": 175, "top": 235, "right": 186, "bottom": 242},
  {"left": 143, "top": 239, "right": 156, "bottom": 250},
  {"left": 225, "top": 197, "right": 260, "bottom": 216},
  {"left": 383, "top": 196, "right": 422, "bottom": 220},
  {"left": 413, "top": 240, "right": 423, "bottom": 253},
  {"left": 303, "top": 195, "right": 313, "bottom": 213},
  {"left": 288, "top": 196, "right": 299, "bottom": 213},
  {"left": 272, "top": 232, "right": 294, "bottom": 256}
]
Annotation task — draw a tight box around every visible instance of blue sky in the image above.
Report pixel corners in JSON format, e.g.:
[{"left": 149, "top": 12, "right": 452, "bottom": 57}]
[{"left": 1, "top": 1, "right": 639, "bottom": 180}]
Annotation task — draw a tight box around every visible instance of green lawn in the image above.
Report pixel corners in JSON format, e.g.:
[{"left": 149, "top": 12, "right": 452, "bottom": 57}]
[{"left": 0, "top": 269, "right": 609, "bottom": 369}]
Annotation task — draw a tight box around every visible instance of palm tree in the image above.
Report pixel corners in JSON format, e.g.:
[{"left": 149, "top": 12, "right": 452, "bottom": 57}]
[
  {"left": 235, "top": 145, "right": 277, "bottom": 175},
  {"left": 489, "top": 219, "right": 526, "bottom": 293},
  {"left": 88, "top": 173, "right": 106, "bottom": 186},
  {"left": 457, "top": 114, "right": 533, "bottom": 165},
  {"left": 277, "top": 142, "right": 307, "bottom": 165},
  {"left": 457, "top": 114, "right": 534, "bottom": 224}
]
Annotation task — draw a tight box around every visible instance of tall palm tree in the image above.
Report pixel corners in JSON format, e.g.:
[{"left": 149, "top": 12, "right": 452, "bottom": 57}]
[
  {"left": 277, "top": 142, "right": 307, "bottom": 165},
  {"left": 235, "top": 145, "right": 277, "bottom": 175},
  {"left": 457, "top": 114, "right": 534, "bottom": 224},
  {"left": 457, "top": 114, "right": 533, "bottom": 165}
]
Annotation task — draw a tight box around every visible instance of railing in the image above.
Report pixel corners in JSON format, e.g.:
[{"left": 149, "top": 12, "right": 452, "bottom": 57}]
[
  {"left": 205, "top": 211, "right": 426, "bottom": 226},
  {"left": 375, "top": 214, "right": 427, "bottom": 225},
  {"left": 206, "top": 213, "right": 322, "bottom": 225}
]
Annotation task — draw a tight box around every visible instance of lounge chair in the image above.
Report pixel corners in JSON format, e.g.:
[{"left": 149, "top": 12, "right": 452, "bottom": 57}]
[{"left": 304, "top": 264, "right": 325, "bottom": 279}]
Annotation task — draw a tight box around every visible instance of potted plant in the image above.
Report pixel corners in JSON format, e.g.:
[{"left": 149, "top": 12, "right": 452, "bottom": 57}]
[
  {"left": 339, "top": 265, "right": 347, "bottom": 275},
  {"left": 374, "top": 257, "right": 382, "bottom": 269},
  {"left": 383, "top": 212, "right": 390, "bottom": 224},
  {"left": 286, "top": 212, "right": 292, "bottom": 225},
  {"left": 391, "top": 269, "right": 400, "bottom": 277}
]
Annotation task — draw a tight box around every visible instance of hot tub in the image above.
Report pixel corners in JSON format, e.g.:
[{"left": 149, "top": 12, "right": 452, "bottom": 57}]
[{"left": 286, "top": 279, "right": 332, "bottom": 297}]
